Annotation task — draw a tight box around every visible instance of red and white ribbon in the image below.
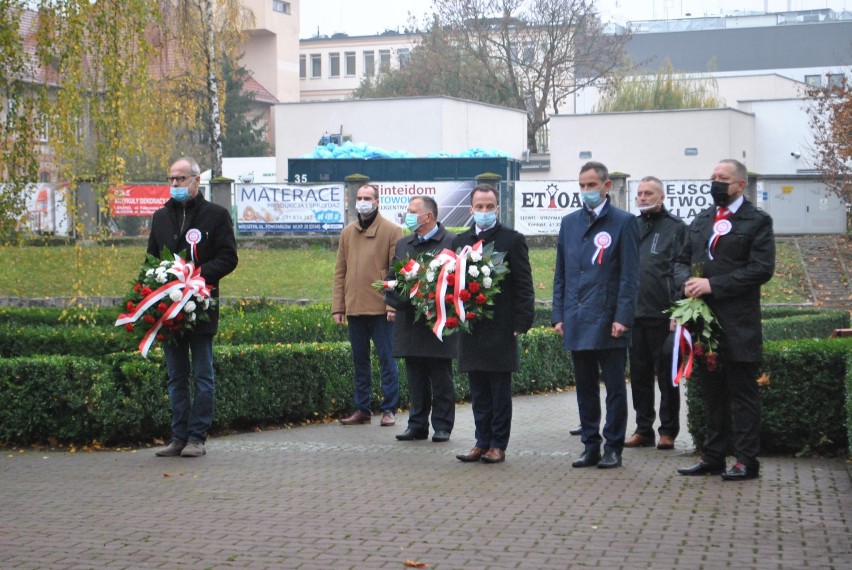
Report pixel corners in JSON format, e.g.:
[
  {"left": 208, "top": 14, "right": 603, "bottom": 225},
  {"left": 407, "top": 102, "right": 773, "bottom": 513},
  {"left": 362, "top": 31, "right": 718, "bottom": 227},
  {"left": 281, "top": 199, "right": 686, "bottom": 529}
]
[
  {"left": 115, "top": 255, "right": 212, "bottom": 358},
  {"left": 185, "top": 228, "right": 202, "bottom": 263},
  {"left": 591, "top": 231, "right": 612, "bottom": 265},
  {"left": 707, "top": 219, "right": 732, "bottom": 260},
  {"left": 430, "top": 248, "right": 459, "bottom": 341},
  {"left": 671, "top": 323, "right": 694, "bottom": 386},
  {"left": 453, "top": 240, "right": 484, "bottom": 323}
]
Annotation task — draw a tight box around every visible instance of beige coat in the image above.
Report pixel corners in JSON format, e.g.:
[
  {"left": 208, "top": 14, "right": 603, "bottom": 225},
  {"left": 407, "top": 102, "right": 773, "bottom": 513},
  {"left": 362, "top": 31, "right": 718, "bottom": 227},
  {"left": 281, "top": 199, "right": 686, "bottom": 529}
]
[{"left": 332, "top": 213, "right": 402, "bottom": 316}]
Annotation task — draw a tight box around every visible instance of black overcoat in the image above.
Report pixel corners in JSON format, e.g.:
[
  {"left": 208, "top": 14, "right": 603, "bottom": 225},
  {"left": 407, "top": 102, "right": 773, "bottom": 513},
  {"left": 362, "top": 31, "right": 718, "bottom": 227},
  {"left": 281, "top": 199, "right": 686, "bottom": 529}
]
[
  {"left": 674, "top": 200, "right": 775, "bottom": 362},
  {"left": 385, "top": 224, "right": 459, "bottom": 359},
  {"left": 146, "top": 194, "right": 238, "bottom": 335},
  {"left": 452, "top": 223, "right": 536, "bottom": 373}
]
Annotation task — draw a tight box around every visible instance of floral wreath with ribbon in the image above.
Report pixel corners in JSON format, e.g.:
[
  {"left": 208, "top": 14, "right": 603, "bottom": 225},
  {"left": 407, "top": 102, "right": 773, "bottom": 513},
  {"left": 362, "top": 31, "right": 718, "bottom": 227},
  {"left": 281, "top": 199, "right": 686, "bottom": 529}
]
[
  {"left": 115, "top": 246, "right": 215, "bottom": 357},
  {"left": 375, "top": 240, "right": 509, "bottom": 341}
]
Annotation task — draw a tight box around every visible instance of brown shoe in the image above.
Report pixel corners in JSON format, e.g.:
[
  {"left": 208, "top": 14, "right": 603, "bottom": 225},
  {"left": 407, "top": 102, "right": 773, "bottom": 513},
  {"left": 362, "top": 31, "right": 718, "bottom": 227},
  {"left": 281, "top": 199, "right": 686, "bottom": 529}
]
[
  {"left": 481, "top": 448, "right": 506, "bottom": 463},
  {"left": 456, "top": 447, "right": 486, "bottom": 462},
  {"left": 657, "top": 435, "right": 675, "bottom": 450},
  {"left": 624, "top": 433, "right": 655, "bottom": 448},
  {"left": 380, "top": 411, "right": 396, "bottom": 426},
  {"left": 339, "top": 410, "right": 371, "bottom": 425}
]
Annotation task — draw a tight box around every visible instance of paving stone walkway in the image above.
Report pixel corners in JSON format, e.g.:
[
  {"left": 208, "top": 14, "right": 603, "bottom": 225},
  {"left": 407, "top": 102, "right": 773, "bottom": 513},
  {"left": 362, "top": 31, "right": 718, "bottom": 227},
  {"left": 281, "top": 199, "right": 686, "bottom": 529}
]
[{"left": 1, "top": 390, "right": 850, "bottom": 570}]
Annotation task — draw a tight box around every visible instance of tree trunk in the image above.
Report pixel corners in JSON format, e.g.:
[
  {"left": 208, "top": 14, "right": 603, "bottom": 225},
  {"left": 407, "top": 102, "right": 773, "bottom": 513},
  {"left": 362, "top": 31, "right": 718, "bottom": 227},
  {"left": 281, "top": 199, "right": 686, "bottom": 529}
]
[{"left": 202, "top": 0, "right": 223, "bottom": 178}]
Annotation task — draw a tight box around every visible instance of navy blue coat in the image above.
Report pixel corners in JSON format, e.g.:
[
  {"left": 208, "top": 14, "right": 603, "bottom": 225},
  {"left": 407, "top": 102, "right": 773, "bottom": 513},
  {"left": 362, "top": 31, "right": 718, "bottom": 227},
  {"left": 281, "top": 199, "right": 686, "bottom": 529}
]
[{"left": 552, "top": 198, "right": 640, "bottom": 351}]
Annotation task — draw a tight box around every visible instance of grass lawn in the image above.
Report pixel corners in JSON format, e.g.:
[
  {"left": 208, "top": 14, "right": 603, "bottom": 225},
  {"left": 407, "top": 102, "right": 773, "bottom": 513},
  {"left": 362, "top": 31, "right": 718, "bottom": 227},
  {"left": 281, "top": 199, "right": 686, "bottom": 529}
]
[{"left": 0, "top": 241, "right": 809, "bottom": 304}]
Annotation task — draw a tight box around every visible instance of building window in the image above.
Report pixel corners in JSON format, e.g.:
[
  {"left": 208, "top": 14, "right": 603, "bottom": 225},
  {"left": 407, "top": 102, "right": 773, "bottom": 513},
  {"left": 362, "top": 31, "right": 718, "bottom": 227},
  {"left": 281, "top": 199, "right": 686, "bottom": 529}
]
[
  {"left": 364, "top": 51, "right": 375, "bottom": 76},
  {"left": 39, "top": 171, "right": 50, "bottom": 183},
  {"left": 828, "top": 73, "right": 844, "bottom": 88},
  {"left": 379, "top": 49, "right": 391, "bottom": 72},
  {"left": 345, "top": 51, "right": 356, "bottom": 76},
  {"left": 299, "top": 54, "right": 306, "bottom": 79},
  {"left": 272, "top": 0, "right": 290, "bottom": 14},
  {"left": 805, "top": 75, "right": 821, "bottom": 87},
  {"left": 329, "top": 52, "right": 340, "bottom": 77},
  {"left": 310, "top": 53, "right": 321, "bottom": 78},
  {"left": 398, "top": 48, "right": 410, "bottom": 67}
]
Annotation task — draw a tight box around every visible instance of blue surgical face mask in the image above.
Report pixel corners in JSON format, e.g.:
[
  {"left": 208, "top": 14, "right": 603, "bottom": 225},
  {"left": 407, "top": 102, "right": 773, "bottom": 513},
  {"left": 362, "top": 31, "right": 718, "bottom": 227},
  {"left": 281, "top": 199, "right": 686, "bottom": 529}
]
[
  {"left": 170, "top": 187, "right": 190, "bottom": 203},
  {"left": 581, "top": 189, "right": 604, "bottom": 210},
  {"left": 473, "top": 211, "right": 497, "bottom": 228},
  {"left": 405, "top": 212, "right": 423, "bottom": 232}
]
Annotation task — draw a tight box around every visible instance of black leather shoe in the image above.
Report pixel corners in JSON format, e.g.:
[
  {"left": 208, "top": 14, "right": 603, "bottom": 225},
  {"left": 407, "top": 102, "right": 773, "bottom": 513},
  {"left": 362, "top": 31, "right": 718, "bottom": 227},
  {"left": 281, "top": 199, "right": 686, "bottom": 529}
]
[
  {"left": 597, "top": 450, "right": 622, "bottom": 469},
  {"left": 569, "top": 425, "right": 582, "bottom": 436},
  {"left": 677, "top": 460, "right": 726, "bottom": 476},
  {"left": 571, "top": 450, "right": 601, "bottom": 468},
  {"left": 721, "top": 462, "right": 760, "bottom": 481},
  {"left": 431, "top": 430, "right": 450, "bottom": 442},
  {"left": 395, "top": 428, "right": 428, "bottom": 441}
]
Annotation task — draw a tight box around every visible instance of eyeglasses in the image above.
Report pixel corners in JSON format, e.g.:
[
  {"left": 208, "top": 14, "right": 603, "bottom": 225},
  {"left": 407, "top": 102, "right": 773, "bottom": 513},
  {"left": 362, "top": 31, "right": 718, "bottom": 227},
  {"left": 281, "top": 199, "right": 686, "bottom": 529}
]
[{"left": 167, "top": 175, "right": 193, "bottom": 184}]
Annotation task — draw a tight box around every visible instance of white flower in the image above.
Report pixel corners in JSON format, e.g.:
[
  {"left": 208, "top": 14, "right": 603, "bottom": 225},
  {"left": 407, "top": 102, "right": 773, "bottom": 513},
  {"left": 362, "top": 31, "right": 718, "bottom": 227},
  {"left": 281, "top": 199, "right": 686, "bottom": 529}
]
[
  {"left": 483, "top": 276, "right": 493, "bottom": 289},
  {"left": 384, "top": 280, "right": 398, "bottom": 290},
  {"left": 145, "top": 268, "right": 155, "bottom": 277},
  {"left": 155, "top": 266, "right": 167, "bottom": 275},
  {"left": 468, "top": 265, "right": 480, "bottom": 278},
  {"left": 469, "top": 250, "right": 482, "bottom": 262},
  {"left": 156, "top": 274, "right": 168, "bottom": 284},
  {"left": 429, "top": 259, "right": 442, "bottom": 270},
  {"left": 169, "top": 290, "right": 182, "bottom": 302},
  {"left": 445, "top": 260, "right": 456, "bottom": 273},
  {"left": 426, "top": 270, "right": 436, "bottom": 283},
  {"left": 195, "top": 294, "right": 204, "bottom": 303},
  {"left": 481, "top": 265, "right": 492, "bottom": 277},
  {"left": 189, "top": 311, "right": 196, "bottom": 322},
  {"left": 184, "top": 301, "right": 197, "bottom": 313},
  {"left": 203, "top": 298, "right": 210, "bottom": 310}
]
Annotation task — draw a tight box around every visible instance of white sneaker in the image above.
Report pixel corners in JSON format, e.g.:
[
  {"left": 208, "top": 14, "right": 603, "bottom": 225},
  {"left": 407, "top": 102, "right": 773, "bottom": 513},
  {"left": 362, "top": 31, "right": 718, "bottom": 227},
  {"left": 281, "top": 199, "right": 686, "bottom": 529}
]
[{"left": 180, "top": 441, "right": 206, "bottom": 457}]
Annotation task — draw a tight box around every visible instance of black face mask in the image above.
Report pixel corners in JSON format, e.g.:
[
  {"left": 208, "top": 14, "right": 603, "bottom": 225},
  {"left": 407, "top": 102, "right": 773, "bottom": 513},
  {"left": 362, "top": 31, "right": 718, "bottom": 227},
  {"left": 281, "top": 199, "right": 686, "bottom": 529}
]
[{"left": 710, "top": 181, "right": 731, "bottom": 207}]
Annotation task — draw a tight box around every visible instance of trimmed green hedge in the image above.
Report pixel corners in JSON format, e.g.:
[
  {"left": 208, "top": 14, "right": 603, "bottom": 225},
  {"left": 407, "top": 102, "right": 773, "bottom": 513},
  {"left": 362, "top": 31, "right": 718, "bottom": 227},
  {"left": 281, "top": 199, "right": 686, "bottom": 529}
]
[
  {"left": 0, "top": 328, "right": 573, "bottom": 445},
  {"left": 686, "top": 338, "right": 852, "bottom": 456}
]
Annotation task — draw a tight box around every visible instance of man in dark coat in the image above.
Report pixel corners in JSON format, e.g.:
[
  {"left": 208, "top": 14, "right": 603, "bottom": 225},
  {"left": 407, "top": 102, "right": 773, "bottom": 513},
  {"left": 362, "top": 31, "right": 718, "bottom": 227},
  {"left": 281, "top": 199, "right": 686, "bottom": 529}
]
[
  {"left": 676, "top": 159, "right": 775, "bottom": 481},
  {"left": 625, "top": 176, "right": 687, "bottom": 451},
  {"left": 385, "top": 196, "right": 458, "bottom": 443},
  {"left": 453, "top": 184, "right": 535, "bottom": 464},
  {"left": 552, "top": 161, "right": 639, "bottom": 470},
  {"left": 150, "top": 157, "right": 238, "bottom": 458}
]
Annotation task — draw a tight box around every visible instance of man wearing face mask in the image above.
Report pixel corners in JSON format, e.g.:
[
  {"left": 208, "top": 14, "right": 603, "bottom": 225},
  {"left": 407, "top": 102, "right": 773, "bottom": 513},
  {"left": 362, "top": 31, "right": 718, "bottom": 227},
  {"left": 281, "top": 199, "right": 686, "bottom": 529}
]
[
  {"left": 333, "top": 184, "right": 403, "bottom": 426},
  {"left": 675, "top": 159, "right": 775, "bottom": 481},
  {"left": 624, "top": 176, "right": 686, "bottom": 451},
  {"left": 453, "top": 184, "right": 535, "bottom": 464},
  {"left": 552, "top": 161, "right": 639, "bottom": 469},
  {"left": 384, "top": 196, "right": 458, "bottom": 443},
  {"left": 151, "top": 157, "right": 238, "bottom": 458}
]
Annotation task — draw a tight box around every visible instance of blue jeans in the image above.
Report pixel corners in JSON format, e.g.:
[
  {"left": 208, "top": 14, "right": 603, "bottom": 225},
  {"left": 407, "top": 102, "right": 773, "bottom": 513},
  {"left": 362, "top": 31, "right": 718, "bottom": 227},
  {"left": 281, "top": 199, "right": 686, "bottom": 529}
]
[
  {"left": 163, "top": 333, "right": 215, "bottom": 443},
  {"left": 347, "top": 315, "right": 399, "bottom": 414}
]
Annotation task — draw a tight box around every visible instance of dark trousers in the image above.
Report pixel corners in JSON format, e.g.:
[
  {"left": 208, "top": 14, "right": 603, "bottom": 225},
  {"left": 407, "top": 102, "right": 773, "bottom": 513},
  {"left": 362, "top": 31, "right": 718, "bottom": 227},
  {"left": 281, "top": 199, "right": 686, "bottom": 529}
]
[
  {"left": 699, "top": 361, "right": 761, "bottom": 468},
  {"left": 469, "top": 370, "right": 512, "bottom": 450},
  {"left": 629, "top": 319, "right": 680, "bottom": 438},
  {"left": 405, "top": 357, "right": 455, "bottom": 433},
  {"left": 347, "top": 315, "right": 399, "bottom": 414},
  {"left": 572, "top": 348, "right": 628, "bottom": 455}
]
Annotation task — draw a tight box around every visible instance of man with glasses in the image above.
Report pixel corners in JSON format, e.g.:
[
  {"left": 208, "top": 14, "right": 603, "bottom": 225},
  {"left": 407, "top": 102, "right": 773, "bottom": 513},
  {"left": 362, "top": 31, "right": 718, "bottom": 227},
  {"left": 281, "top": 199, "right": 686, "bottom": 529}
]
[
  {"left": 151, "top": 157, "right": 238, "bottom": 458},
  {"left": 676, "top": 159, "right": 775, "bottom": 481}
]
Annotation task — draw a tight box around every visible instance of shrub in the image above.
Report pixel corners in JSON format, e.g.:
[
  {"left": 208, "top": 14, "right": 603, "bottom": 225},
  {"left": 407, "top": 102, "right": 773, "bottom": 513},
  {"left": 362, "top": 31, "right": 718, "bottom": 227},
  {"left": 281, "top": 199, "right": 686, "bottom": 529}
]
[{"left": 686, "top": 338, "right": 851, "bottom": 456}]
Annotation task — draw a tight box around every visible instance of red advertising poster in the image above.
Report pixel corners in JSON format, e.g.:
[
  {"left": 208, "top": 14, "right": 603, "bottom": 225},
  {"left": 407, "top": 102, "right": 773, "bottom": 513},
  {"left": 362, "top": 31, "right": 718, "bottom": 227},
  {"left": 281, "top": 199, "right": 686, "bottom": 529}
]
[{"left": 110, "top": 185, "right": 171, "bottom": 217}]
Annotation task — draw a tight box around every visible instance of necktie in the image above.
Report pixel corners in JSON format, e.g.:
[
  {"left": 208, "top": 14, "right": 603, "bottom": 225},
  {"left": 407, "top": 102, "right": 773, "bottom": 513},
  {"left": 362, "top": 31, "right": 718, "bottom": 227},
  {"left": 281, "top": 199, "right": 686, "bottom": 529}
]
[
  {"left": 715, "top": 207, "right": 732, "bottom": 222},
  {"left": 588, "top": 211, "right": 597, "bottom": 223}
]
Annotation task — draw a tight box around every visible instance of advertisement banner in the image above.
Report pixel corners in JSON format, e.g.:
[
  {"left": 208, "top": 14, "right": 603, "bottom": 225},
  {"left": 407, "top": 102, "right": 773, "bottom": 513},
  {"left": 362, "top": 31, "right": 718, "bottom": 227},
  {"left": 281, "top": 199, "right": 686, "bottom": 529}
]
[
  {"left": 14, "top": 183, "right": 70, "bottom": 235},
  {"left": 236, "top": 183, "right": 345, "bottom": 233},
  {"left": 109, "top": 185, "right": 170, "bottom": 217},
  {"left": 375, "top": 181, "right": 478, "bottom": 228},
  {"left": 514, "top": 180, "right": 582, "bottom": 235},
  {"left": 629, "top": 180, "right": 712, "bottom": 225}
]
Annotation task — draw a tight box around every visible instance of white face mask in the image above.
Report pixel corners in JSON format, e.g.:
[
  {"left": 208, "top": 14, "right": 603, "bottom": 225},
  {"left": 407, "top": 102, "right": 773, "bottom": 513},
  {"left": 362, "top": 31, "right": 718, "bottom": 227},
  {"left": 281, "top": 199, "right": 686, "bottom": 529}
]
[
  {"left": 355, "top": 199, "right": 376, "bottom": 215},
  {"left": 637, "top": 201, "right": 663, "bottom": 213}
]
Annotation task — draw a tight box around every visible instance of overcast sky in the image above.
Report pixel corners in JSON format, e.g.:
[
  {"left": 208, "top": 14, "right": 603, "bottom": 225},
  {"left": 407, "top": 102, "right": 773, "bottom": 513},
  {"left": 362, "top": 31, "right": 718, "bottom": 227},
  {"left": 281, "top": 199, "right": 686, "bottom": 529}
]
[{"left": 300, "top": 0, "right": 850, "bottom": 38}]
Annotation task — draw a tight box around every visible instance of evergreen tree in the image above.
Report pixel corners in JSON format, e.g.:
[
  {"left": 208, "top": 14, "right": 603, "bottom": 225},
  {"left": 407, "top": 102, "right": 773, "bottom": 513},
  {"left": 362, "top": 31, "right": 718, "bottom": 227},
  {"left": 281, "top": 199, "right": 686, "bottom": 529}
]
[{"left": 221, "top": 58, "right": 271, "bottom": 157}]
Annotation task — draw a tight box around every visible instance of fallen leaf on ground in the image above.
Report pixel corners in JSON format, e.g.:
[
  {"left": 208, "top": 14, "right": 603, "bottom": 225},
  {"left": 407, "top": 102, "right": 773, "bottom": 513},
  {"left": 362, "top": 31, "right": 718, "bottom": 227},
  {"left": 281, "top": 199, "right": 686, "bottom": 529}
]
[
  {"left": 403, "top": 560, "right": 429, "bottom": 568},
  {"left": 163, "top": 472, "right": 171, "bottom": 477},
  {"left": 757, "top": 373, "right": 770, "bottom": 387}
]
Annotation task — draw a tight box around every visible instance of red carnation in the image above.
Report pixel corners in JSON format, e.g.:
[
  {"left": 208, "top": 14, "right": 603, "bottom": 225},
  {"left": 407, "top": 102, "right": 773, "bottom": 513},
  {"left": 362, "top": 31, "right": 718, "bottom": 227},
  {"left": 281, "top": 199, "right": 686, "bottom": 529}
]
[
  {"left": 466, "top": 312, "right": 476, "bottom": 320},
  {"left": 164, "top": 319, "right": 174, "bottom": 327},
  {"left": 475, "top": 293, "right": 487, "bottom": 305},
  {"left": 415, "top": 291, "right": 424, "bottom": 298},
  {"left": 143, "top": 315, "right": 156, "bottom": 324},
  {"left": 458, "top": 289, "right": 471, "bottom": 302},
  {"left": 156, "top": 334, "right": 167, "bottom": 341},
  {"left": 125, "top": 301, "right": 135, "bottom": 312},
  {"left": 133, "top": 283, "right": 142, "bottom": 293},
  {"left": 157, "top": 302, "right": 168, "bottom": 313},
  {"left": 124, "top": 323, "right": 134, "bottom": 332},
  {"left": 445, "top": 317, "right": 458, "bottom": 328},
  {"left": 446, "top": 273, "right": 455, "bottom": 286},
  {"left": 176, "top": 313, "right": 184, "bottom": 322},
  {"left": 468, "top": 282, "right": 480, "bottom": 294},
  {"left": 705, "top": 352, "right": 718, "bottom": 372},
  {"left": 140, "top": 287, "right": 153, "bottom": 297},
  {"left": 693, "top": 342, "right": 705, "bottom": 357},
  {"left": 428, "top": 292, "right": 436, "bottom": 300},
  {"left": 445, "top": 294, "right": 454, "bottom": 303}
]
